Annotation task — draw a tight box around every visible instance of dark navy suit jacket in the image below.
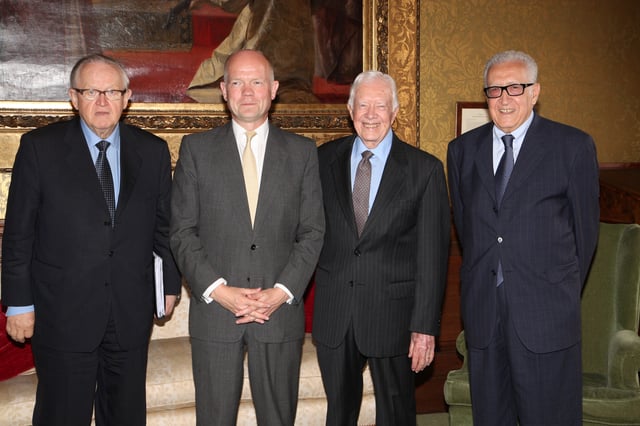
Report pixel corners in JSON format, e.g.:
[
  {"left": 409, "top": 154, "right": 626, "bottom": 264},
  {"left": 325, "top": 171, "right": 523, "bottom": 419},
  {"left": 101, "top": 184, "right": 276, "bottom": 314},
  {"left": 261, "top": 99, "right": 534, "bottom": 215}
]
[
  {"left": 447, "top": 113, "right": 600, "bottom": 353},
  {"left": 1, "top": 117, "right": 180, "bottom": 352}
]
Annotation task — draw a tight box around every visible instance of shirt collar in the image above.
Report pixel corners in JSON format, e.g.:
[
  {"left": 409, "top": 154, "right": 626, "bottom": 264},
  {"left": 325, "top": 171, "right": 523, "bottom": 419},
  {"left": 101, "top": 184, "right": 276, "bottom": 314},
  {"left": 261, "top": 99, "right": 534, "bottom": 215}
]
[
  {"left": 353, "top": 129, "right": 393, "bottom": 162},
  {"left": 493, "top": 111, "right": 535, "bottom": 142},
  {"left": 80, "top": 119, "right": 121, "bottom": 151},
  {"left": 232, "top": 120, "right": 269, "bottom": 145}
]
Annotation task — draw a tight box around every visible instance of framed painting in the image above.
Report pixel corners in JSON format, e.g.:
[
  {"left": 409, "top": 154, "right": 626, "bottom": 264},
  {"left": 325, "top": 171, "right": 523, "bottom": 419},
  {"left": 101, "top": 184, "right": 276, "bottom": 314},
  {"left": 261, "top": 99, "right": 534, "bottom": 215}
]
[
  {"left": 456, "top": 101, "right": 490, "bottom": 136},
  {"left": 0, "top": 0, "right": 419, "bottom": 138},
  {"left": 1, "top": 0, "right": 369, "bottom": 104}
]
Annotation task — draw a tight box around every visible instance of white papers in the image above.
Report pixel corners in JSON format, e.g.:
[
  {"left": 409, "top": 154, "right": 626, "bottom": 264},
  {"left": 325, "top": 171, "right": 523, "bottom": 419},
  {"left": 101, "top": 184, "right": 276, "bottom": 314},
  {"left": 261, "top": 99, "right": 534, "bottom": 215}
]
[{"left": 153, "top": 252, "right": 165, "bottom": 318}]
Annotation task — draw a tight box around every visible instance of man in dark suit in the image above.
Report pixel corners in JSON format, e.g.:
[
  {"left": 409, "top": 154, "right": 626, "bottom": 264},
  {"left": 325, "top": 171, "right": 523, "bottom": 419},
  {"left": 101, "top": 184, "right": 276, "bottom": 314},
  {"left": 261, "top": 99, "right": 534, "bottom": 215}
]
[
  {"left": 447, "top": 50, "right": 600, "bottom": 425},
  {"left": 170, "top": 49, "right": 324, "bottom": 425},
  {"left": 1, "top": 54, "right": 181, "bottom": 426},
  {"left": 312, "top": 70, "right": 451, "bottom": 425}
]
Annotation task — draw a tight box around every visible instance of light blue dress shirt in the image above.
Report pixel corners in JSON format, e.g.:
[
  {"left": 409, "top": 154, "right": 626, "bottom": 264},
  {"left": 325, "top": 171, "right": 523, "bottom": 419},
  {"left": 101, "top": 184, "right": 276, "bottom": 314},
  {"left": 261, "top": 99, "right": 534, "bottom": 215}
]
[
  {"left": 492, "top": 111, "right": 535, "bottom": 173},
  {"left": 6, "top": 120, "right": 121, "bottom": 316},
  {"left": 350, "top": 130, "right": 393, "bottom": 213}
]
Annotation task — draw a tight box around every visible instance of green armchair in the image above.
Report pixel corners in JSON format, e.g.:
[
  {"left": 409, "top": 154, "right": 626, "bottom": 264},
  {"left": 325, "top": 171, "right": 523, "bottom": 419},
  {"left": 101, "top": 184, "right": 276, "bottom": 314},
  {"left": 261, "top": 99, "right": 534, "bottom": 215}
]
[{"left": 444, "top": 222, "right": 640, "bottom": 425}]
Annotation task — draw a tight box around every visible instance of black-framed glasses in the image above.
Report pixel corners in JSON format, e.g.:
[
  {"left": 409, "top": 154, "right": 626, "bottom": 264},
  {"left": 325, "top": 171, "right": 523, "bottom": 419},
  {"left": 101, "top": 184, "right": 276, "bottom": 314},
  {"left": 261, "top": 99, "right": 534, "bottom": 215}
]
[
  {"left": 72, "top": 88, "right": 127, "bottom": 101},
  {"left": 484, "top": 83, "right": 535, "bottom": 99}
]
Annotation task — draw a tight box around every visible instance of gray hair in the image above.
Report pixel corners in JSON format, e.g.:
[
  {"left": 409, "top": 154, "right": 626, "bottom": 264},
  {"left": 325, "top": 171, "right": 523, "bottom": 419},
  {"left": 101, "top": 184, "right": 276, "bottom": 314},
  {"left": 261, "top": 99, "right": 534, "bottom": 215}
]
[
  {"left": 483, "top": 50, "right": 538, "bottom": 86},
  {"left": 348, "top": 70, "right": 399, "bottom": 111},
  {"left": 70, "top": 54, "right": 130, "bottom": 89}
]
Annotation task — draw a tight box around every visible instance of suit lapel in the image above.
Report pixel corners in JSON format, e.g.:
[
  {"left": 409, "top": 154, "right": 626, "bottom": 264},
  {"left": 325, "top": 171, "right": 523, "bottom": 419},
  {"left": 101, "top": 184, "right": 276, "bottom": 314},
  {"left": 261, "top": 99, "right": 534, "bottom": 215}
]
[
  {"left": 253, "top": 124, "right": 288, "bottom": 230},
  {"left": 117, "top": 124, "right": 142, "bottom": 220},
  {"left": 501, "top": 115, "right": 550, "bottom": 203},
  {"left": 361, "top": 136, "right": 406, "bottom": 237},
  {"left": 329, "top": 136, "right": 358, "bottom": 236},
  {"left": 63, "top": 119, "right": 111, "bottom": 214},
  {"left": 214, "top": 124, "right": 254, "bottom": 228},
  {"left": 473, "top": 125, "right": 498, "bottom": 205}
]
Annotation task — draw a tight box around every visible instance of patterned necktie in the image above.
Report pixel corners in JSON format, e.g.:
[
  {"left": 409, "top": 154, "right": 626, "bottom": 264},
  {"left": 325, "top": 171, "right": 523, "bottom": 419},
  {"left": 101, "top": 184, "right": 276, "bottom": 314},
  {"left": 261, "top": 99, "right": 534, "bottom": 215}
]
[
  {"left": 495, "top": 134, "right": 514, "bottom": 286},
  {"left": 352, "top": 150, "right": 373, "bottom": 237},
  {"left": 495, "top": 134, "right": 515, "bottom": 207},
  {"left": 242, "top": 131, "right": 258, "bottom": 226},
  {"left": 95, "top": 140, "right": 115, "bottom": 226}
]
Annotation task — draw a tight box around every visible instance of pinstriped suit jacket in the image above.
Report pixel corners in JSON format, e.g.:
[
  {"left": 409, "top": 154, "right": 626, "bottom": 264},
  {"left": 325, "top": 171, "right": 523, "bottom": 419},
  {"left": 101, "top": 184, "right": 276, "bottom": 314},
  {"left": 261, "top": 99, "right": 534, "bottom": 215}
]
[
  {"left": 447, "top": 114, "right": 600, "bottom": 353},
  {"left": 312, "top": 134, "right": 450, "bottom": 357},
  {"left": 170, "top": 121, "right": 325, "bottom": 344}
]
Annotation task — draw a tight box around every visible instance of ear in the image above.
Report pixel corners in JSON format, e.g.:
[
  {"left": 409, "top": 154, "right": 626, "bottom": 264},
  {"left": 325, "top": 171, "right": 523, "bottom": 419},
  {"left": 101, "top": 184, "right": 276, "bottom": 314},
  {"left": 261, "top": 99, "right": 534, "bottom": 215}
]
[
  {"left": 123, "top": 89, "right": 132, "bottom": 104},
  {"left": 69, "top": 88, "right": 79, "bottom": 109},
  {"left": 270, "top": 80, "right": 280, "bottom": 100},
  {"left": 220, "top": 81, "right": 227, "bottom": 101},
  {"left": 531, "top": 83, "right": 541, "bottom": 105}
]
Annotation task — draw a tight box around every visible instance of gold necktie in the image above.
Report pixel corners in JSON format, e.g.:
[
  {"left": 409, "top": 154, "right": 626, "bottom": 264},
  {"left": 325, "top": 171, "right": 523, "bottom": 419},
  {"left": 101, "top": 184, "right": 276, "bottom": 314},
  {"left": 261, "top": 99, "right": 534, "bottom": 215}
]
[{"left": 242, "top": 131, "right": 258, "bottom": 226}]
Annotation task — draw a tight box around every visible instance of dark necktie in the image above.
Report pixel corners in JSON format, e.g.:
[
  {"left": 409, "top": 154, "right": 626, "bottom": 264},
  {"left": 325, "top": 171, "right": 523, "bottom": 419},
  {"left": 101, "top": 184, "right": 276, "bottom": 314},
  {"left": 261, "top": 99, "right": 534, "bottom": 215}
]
[
  {"left": 353, "top": 150, "right": 373, "bottom": 236},
  {"left": 495, "top": 134, "right": 515, "bottom": 207},
  {"left": 495, "top": 134, "right": 514, "bottom": 286},
  {"left": 95, "top": 140, "right": 115, "bottom": 226}
]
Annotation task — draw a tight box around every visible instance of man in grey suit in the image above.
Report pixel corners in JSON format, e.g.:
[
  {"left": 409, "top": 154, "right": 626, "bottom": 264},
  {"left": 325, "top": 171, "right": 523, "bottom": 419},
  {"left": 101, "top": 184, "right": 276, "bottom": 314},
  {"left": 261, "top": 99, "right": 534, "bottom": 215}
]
[
  {"left": 312, "top": 71, "right": 450, "bottom": 425},
  {"left": 447, "top": 50, "right": 600, "bottom": 425},
  {"left": 170, "top": 49, "right": 325, "bottom": 425}
]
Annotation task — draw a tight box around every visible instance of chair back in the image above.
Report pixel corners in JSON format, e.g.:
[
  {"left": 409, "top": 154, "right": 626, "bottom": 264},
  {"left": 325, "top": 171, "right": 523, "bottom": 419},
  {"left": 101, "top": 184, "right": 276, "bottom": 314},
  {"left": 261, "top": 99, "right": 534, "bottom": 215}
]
[{"left": 581, "top": 222, "right": 640, "bottom": 379}]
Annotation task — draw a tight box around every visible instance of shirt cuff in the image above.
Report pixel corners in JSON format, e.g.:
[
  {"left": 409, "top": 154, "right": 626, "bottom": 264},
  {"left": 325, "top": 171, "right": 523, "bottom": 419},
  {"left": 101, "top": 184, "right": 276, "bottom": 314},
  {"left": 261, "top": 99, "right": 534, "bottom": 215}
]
[
  {"left": 274, "top": 283, "right": 294, "bottom": 304},
  {"left": 202, "top": 278, "right": 227, "bottom": 304},
  {"left": 7, "top": 305, "right": 35, "bottom": 316}
]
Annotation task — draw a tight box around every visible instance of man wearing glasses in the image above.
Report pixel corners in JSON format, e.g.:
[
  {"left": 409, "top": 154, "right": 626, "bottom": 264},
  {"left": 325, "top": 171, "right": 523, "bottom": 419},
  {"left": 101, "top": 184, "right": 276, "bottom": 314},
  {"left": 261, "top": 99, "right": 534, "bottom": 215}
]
[
  {"left": 1, "top": 54, "right": 181, "bottom": 426},
  {"left": 447, "top": 50, "right": 599, "bottom": 425}
]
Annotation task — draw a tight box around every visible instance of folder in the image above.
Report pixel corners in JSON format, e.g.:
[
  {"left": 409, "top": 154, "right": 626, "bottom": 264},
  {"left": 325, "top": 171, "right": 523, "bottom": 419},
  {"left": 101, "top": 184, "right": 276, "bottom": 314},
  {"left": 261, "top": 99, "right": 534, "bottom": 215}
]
[{"left": 153, "top": 252, "right": 165, "bottom": 318}]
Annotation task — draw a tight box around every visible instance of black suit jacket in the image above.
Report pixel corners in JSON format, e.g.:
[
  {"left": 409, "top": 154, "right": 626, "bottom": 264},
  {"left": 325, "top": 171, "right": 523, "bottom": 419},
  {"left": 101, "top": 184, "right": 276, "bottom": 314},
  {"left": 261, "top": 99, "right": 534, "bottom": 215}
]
[
  {"left": 447, "top": 114, "right": 600, "bottom": 353},
  {"left": 312, "top": 134, "right": 450, "bottom": 357},
  {"left": 1, "top": 117, "right": 181, "bottom": 352}
]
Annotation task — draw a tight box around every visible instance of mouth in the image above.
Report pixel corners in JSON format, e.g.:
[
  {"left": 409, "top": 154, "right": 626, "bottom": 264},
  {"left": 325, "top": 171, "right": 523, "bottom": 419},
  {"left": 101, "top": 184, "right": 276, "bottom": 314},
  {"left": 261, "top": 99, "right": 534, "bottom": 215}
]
[{"left": 498, "top": 107, "right": 515, "bottom": 114}]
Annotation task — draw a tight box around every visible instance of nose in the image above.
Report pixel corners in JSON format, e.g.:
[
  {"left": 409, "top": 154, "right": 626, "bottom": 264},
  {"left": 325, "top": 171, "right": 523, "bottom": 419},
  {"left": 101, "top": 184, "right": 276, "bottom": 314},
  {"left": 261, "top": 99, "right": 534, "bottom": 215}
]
[
  {"left": 365, "top": 105, "right": 377, "bottom": 117},
  {"left": 95, "top": 92, "right": 109, "bottom": 105}
]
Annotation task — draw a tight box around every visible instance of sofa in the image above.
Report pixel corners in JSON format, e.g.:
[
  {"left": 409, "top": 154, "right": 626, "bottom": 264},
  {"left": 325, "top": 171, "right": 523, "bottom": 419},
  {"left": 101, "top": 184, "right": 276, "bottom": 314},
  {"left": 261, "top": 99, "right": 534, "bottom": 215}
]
[{"left": 0, "top": 285, "right": 377, "bottom": 425}]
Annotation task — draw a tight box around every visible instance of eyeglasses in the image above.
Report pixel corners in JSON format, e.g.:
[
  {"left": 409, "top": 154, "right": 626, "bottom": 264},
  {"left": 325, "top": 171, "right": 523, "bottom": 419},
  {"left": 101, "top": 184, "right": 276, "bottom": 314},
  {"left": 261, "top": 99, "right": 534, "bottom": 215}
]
[
  {"left": 484, "top": 83, "right": 535, "bottom": 99},
  {"left": 72, "top": 88, "right": 127, "bottom": 101}
]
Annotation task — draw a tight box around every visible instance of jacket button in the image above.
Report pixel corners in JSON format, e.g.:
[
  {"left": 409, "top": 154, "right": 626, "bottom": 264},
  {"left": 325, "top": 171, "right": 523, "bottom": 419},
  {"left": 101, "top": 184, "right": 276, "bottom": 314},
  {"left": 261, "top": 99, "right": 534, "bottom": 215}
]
[
  {"left": 497, "top": 237, "right": 503, "bottom": 243},
  {"left": 349, "top": 280, "right": 354, "bottom": 287},
  {"left": 250, "top": 244, "right": 257, "bottom": 250},
  {"left": 353, "top": 248, "right": 361, "bottom": 256}
]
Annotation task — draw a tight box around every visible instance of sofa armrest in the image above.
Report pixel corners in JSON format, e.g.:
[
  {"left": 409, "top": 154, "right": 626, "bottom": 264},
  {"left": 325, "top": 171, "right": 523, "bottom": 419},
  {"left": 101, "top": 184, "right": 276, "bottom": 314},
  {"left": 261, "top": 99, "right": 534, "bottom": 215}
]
[{"left": 609, "top": 329, "right": 640, "bottom": 389}]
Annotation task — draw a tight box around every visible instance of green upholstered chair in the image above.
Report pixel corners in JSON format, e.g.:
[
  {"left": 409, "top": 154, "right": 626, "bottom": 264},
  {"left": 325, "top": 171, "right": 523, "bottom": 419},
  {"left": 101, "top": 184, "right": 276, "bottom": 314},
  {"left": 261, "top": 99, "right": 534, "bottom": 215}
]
[{"left": 443, "top": 222, "right": 640, "bottom": 425}]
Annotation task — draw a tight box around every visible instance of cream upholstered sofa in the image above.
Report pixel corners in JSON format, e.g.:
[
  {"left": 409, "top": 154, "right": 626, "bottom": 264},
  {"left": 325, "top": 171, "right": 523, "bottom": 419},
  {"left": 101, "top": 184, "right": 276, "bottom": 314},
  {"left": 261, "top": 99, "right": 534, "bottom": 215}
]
[{"left": 0, "top": 286, "right": 376, "bottom": 425}]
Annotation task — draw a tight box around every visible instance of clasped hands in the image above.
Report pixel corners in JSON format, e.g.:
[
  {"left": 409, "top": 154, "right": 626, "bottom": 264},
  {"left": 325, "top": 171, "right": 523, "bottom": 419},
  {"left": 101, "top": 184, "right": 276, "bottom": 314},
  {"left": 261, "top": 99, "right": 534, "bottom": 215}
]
[{"left": 211, "top": 285, "right": 288, "bottom": 324}]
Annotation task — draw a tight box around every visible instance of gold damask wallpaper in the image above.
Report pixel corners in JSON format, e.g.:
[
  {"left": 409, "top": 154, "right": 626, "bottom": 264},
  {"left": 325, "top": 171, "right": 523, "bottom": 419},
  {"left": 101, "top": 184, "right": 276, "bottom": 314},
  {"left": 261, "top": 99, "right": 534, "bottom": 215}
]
[{"left": 419, "top": 0, "right": 640, "bottom": 164}]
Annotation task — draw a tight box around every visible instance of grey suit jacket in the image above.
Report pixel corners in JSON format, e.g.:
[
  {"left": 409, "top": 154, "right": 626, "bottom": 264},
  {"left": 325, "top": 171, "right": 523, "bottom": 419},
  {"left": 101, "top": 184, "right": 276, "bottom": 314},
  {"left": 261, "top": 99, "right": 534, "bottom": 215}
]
[
  {"left": 170, "top": 122, "right": 324, "bottom": 343},
  {"left": 312, "top": 134, "right": 450, "bottom": 357},
  {"left": 447, "top": 114, "right": 600, "bottom": 353}
]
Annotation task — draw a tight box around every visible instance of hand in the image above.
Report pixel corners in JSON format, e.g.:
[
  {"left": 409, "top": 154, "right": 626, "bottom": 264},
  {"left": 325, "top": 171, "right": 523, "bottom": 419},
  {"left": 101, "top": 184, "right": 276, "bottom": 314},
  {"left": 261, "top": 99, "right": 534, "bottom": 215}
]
[
  {"left": 408, "top": 332, "right": 435, "bottom": 373},
  {"left": 6, "top": 311, "right": 35, "bottom": 343},
  {"left": 211, "top": 285, "right": 271, "bottom": 323},
  {"left": 164, "top": 294, "right": 179, "bottom": 317},
  {"left": 237, "top": 287, "right": 289, "bottom": 324}
]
